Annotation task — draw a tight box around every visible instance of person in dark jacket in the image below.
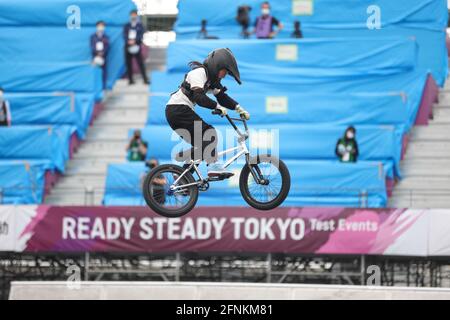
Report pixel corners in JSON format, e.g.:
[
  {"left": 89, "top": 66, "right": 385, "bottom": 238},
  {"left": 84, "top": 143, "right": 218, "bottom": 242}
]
[
  {"left": 0, "top": 87, "right": 11, "bottom": 127},
  {"left": 198, "top": 19, "right": 219, "bottom": 40},
  {"left": 90, "top": 21, "right": 110, "bottom": 89},
  {"left": 127, "top": 129, "right": 148, "bottom": 162},
  {"left": 292, "top": 20, "right": 303, "bottom": 38},
  {"left": 335, "top": 126, "right": 359, "bottom": 163},
  {"left": 123, "top": 10, "right": 149, "bottom": 85},
  {"left": 253, "top": 2, "right": 283, "bottom": 39}
]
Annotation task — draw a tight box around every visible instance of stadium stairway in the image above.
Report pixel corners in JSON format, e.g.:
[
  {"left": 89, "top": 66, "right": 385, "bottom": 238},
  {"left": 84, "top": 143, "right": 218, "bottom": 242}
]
[
  {"left": 389, "top": 78, "right": 450, "bottom": 208},
  {"left": 44, "top": 80, "right": 149, "bottom": 205}
]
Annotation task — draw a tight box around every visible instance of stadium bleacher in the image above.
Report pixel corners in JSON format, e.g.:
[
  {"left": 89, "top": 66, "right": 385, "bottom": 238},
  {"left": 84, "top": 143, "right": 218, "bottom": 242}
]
[
  {"left": 0, "top": 0, "right": 135, "bottom": 204},
  {"left": 102, "top": 0, "right": 447, "bottom": 208}
]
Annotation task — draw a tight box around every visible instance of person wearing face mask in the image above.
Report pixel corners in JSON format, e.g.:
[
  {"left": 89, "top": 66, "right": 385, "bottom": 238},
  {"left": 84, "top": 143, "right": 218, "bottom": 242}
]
[
  {"left": 91, "top": 21, "right": 110, "bottom": 89},
  {"left": 123, "top": 10, "right": 149, "bottom": 85},
  {"left": 253, "top": 2, "right": 283, "bottom": 39},
  {"left": 0, "top": 87, "right": 11, "bottom": 127},
  {"left": 335, "top": 126, "right": 359, "bottom": 163},
  {"left": 127, "top": 129, "right": 148, "bottom": 162},
  {"left": 165, "top": 48, "right": 250, "bottom": 177}
]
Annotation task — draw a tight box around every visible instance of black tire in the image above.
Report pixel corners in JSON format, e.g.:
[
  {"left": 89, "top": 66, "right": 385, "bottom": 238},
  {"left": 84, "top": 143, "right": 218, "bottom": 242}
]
[
  {"left": 143, "top": 164, "right": 199, "bottom": 218},
  {"left": 239, "top": 155, "right": 290, "bottom": 210}
]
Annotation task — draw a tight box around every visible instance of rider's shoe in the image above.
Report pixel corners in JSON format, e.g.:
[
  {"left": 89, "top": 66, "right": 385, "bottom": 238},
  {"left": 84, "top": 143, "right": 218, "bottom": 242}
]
[{"left": 207, "top": 163, "right": 234, "bottom": 178}]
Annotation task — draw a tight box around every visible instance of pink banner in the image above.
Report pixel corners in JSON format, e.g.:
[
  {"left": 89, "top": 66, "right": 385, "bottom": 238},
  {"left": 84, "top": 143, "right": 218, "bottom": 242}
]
[{"left": 2, "top": 206, "right": 448, "bottom": 256}]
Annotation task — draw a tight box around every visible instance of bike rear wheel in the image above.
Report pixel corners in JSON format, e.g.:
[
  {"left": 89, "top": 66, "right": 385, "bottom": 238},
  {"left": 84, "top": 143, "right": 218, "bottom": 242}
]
[
  {"left": 239, "top": 155, "right": 290, "bottom": 210},
  {"left": 143, "top": 164, "right": 199, "bottom": 218}
]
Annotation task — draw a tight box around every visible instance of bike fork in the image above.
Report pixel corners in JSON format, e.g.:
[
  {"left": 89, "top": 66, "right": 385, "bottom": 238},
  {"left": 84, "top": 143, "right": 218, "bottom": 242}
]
[{"left": 246, "top": 155, "right": 265, "bottom": 185}]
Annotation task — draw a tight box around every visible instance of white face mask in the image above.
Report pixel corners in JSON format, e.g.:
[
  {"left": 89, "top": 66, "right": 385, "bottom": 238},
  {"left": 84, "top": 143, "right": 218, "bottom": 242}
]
[
  {"left": 262, "top": 8, "right": 270, "bottom": 15},
  {"left": 346, "top": 132, "right": 355, "bottom": 139}
]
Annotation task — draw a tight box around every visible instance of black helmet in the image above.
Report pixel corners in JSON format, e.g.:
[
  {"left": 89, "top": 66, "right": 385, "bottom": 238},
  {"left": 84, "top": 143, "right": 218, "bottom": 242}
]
[{"left": 203, "top": 48, "right": 242, "bottom": 85}]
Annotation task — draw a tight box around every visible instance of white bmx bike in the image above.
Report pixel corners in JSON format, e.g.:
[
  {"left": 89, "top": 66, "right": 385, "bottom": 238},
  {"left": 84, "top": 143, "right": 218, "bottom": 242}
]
[{"left": 143, "top": 109, "right": 291, "bottom": 218}]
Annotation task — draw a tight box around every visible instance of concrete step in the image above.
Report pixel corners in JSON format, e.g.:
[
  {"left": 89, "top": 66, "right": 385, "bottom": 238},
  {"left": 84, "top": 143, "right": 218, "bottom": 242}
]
[
  {"left": 85, "top": 130, "right": 131, "bottom": 140},
  {"left": 72, "top": 150, "right": 126, "bottom": 160},
  {"left": 94, "top": 109, "right": 148, "bottom": 125},
  {"left": 104, "top": 102, "right": 148, "bottom": 110},
  {"left": 86, "top": 126, "right": 137, "bottom": 139},
  {"left": 45, "top": 194, "right": 103, "bottom": 206},
  {"left": 400, "top": 159, "right": 450, "bottom": 175},
  {"left": 66, "top": 158, "right": 125, "bottom": 168},
  {"left": 78, "top": 141, "right": 127, "bottom": 151},
  {"left": 394, "top": 176, "right": 450, "bottom": 190},
  {"left": 409, "top": 124, "right": 450, "bottom": 141},
  {"left": 53, "top": 175, "right": 106, "bottom": 188},
  {"left": 106, "top": 95, "right": 149, "bottom": 108},
  {"left": 432, "top": 107, "right": 450, "bottom": 122},
  {"left": 404, "top": 141, "right": 450, "bottom": 158},
  {"left": 113, "top": 83, "right": 149, "bottom": 94},
  {"left": 65, "top": 165, "right": 109, "bottom": 175},
  {"left": 433, "top": 103, "right": 450, "bottom": 109},
  {"left": 47, "top": 186, "right": 103, "bottom": 196},
  {"left": 438, "top": 91, "right": 450, "bottom": 104},
  {"left": 388, "top": 197, "right": 450, "bottom": 208}
]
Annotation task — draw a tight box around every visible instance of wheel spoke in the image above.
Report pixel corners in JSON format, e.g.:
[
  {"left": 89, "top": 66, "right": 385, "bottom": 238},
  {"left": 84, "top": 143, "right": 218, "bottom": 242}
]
[{"left": 245, "top": 160, "right": 284, "bottom": 204}]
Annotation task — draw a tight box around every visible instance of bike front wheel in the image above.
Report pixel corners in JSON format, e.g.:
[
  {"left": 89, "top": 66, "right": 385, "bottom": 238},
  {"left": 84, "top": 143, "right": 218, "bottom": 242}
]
[
  {"left": 239, "top": 155, "right": 290, "bottom": 210},
  {"left": 143, "top": 164, "right": 199, "bottom": 218}
]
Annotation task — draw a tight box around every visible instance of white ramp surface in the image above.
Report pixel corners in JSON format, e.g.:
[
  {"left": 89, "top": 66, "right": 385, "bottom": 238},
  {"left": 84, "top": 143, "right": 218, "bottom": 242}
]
[{"left": 9, "top": 282, "right": 450, "bottom": 300}]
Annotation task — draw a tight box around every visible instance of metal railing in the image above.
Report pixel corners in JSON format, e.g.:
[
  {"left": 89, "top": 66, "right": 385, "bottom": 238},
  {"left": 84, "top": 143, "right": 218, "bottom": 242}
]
[{"left": 2, "top": 185, "right": 450, "bottom": 208}]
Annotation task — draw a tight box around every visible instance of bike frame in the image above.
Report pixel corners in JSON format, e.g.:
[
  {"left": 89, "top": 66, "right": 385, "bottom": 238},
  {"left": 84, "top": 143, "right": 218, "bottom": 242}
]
[{"left": 170, "top": 115, "right": 253, "bottom": 191}]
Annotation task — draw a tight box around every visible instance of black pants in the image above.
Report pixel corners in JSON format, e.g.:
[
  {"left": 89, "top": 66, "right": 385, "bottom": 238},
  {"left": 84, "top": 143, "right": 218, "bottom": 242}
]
[
  {"left": 102, "top": 63, "right": 108, "bottom": 89},
  {"left": 125, "top": 47, "right": 148, "bottom": 83},
  {"left": 166, "top": 105, "right": 218, "bottom": 164}
]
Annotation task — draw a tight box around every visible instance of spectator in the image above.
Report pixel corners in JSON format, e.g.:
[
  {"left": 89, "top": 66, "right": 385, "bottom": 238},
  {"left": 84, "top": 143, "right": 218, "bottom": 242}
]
[
  {"left": 123, "top": 10, "right": 150, "bottom": 85},
  {"left": 253, "top": 2, "right": 283, "bottom": 39},
  {"left": 198, "top": 19, "right": 219, "bottom": 40},
  {"left": 127, "top": 129, "right": 148, "bottom": 161},
  {"left": 292, "top": 21, "right": 303, "bottom": 38},
  {"left": 335, "top": 126, "right": 359, "bottom": 163},
  {"left": 236, "top": 5, "right": 252, "bottom": 39},
  {"left": 0, "top": 87, "right": 11, "bottom": 127},
  {"left": 91, "top": 21, "right": 110, "bottom": 89}
]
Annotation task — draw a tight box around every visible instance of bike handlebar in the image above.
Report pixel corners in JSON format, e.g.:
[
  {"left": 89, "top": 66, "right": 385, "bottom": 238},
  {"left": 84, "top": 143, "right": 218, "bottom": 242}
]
[{"left": 212, "top": 108, "right": 249, "bottom": 138}]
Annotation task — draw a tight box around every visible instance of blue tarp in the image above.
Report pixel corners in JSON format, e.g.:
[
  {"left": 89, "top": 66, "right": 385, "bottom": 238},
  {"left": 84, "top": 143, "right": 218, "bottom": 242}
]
[
  {"left": 167, "top": 38, "right": 418, "bottom": 74},
  {"left": 0, "top": 0, "right": 136, "bottom": 27},
  {"left": 176, "top": 0, "right": 447, "bottom": 30},
  {"left": 0, "top": 27, "right": 126, "bottom": 90},
  {"left": 103, "top": 160, "right": 390, "bottom": 207},
  {"left": 0, "top": 160, "right": 51, "bottom": 204},
  {"left": 133, "top": 124, "right": 404, "bottom": 177},
  {"left": 5, "top": 92, "right": 96, "bottom": 139},
  {"left": 150, "top": 69, "right": 428, "bottom": 95},
  {"left": 175, "top": 1, "right": 448, "bottom": 85},
  {"left": 0, "top": 62, "right": 103, "bottom": 98},
  {"left": 150, "top": 70, "right": 428, "bottom": 129},
  {"left": 0, "top": 126, "right": 76, "bottom": 172},
  {"left": 148, "top": 92, "right": 415, "bottom": 129}
]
